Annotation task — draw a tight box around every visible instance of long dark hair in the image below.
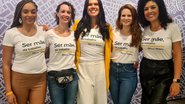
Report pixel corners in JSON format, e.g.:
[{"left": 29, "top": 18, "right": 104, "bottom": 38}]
[
  {"left": 74, "top": 0, "right": 110, "bottom": 41},
  {"left": 55, "top": 2, "right": 75, "bottom": 27},
  {"left": 11, "top": 0, "right": 38, "bottom": 28},
  {"left": 137, "top": 0, "right": 173, "bottom": 29},
  {"left": 116, "top": 4, "right": 142, "bottom": 47}
]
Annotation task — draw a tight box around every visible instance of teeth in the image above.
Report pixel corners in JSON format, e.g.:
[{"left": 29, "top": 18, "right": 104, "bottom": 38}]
[
  {"left": 148, "top": 14, "right": 154, "bottom": 18},
  {"left": 90, "top": 8, "right": 97, "bottom": 13}
]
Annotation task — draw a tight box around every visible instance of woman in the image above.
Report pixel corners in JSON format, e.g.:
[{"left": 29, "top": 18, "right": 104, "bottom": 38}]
[
  {"left": 110, "top": 4, "right": 142, "bottom": 104},
  {"left": 46, "top": 2, "right": 78, "bottom": 104},
  {"left": 137, "top": 0, "right": 182, "bottom": 104},
  {"left": 2, "top": 0, "right": 47, "bottom": 104},
  {"left": 73, "top": 0, "right": 113, "bottom": 104}
]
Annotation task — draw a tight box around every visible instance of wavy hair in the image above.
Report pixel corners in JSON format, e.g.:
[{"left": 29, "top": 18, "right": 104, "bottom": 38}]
[
  {"left": 55, "top": 2, "right": 75, "bottom": 27},
  {"left": 11, "top": 0, "right": 38, "bottom": 28},
  {"left": 74, "top": 0, "right": 110, "bottom": 41},
  {"left": 137, "top": 0, "right": 173, "bottom": 29},
  {"left": 116, "top": 4, "right": 142, "bottom": 47}
]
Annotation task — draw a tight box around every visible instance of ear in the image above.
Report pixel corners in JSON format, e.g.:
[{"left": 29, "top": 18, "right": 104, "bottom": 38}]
[{"left": 55, "top": 12, "right": 59, "bottom": 18}]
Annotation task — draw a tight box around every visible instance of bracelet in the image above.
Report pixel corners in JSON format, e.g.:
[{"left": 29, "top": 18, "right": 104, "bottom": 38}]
[
  {"left": 173, "top": 79, "right": 181, "bottom": 83},
  {"left": 6, "top": 91, "right": 13, "bottom": 96}
]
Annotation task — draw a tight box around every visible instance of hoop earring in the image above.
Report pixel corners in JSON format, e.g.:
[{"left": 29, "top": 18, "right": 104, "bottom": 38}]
[{"left": 19, "top": 18, "right": 22, "bottom": 23}]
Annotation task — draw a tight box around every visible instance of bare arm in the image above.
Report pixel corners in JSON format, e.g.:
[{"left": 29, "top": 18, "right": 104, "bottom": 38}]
[
  {"left": 172, "top": 41, "right": 182, "bottom": 80},
  {"left": 45, "top": 47, "right": 49, "bottom": 58},
  {"left": 2, "top": 45, "right": 17, "bottom": 104},
  {"left": 2, "top": 45, "right": 13, "bottom": 92},
  {"left": 170, "top": 41, "right": 182, "bottom": 97}
]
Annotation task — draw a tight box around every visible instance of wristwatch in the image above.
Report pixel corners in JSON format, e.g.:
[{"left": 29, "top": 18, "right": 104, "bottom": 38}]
[{"left": 173, "top": 79, "right": 180, "bottom": 83}]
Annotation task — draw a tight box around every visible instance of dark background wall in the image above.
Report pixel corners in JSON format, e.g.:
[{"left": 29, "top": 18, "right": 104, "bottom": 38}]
[{"left": 0, "top": 0, "right": 184, "bottom": 103}]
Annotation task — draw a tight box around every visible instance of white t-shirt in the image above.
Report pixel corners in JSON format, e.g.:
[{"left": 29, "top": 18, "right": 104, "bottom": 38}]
[
  {"left": 3, "top": 26, "right": 47, "bottom": 74},
  {"left": 141, "top": 23, "right": 182, "bottom": 60},
  {"left": 111, "top": 29, "right": 139, "bottom": 63},
  {"left": 79, "top": 28, "right": 105, "bottom": 62},
  {"left": 46, "top": 29, "right": 76, "bottom": 71}
]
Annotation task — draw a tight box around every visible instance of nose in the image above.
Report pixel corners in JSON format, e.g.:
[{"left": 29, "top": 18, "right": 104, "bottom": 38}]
[
  {"left": 148, "top": 8, "right": 152, "bottom": 13},
  {"left": 63, "top": 11, "right": 70, "bottom": 16},
  {"left": 28, "top": 12, "right": 34, "bottom": 16}
]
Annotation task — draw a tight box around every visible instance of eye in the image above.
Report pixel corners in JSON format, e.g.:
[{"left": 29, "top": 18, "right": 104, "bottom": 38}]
[
  {"left": 128, "top": 14, "right": 132, "bottom": 17},
  {"left": 61, "top": 10, "right": 65, "bottom": 13},
  {"left": 31, "top": 10, "right": 37, "bottom": 14},
  {"left": 144, "top": 7, "right": 148, "bottom": 11},
  {"left": 88, "top": 3, "right": 92, "bottom": 6},
  {"left": 121, "top": 14, "right": 126, "bottom": 17},
  {"left": 94, "top": 3, "right": 98, "bottom": 6},
  {"left": 67, "top": 11, "right": 71, "bottom": 14},
  {"left": 22, "top": 10, "right": 29, "bottom": 14},
  {"left": 150, "top": 6, "right": 156, "bottom": 10}
]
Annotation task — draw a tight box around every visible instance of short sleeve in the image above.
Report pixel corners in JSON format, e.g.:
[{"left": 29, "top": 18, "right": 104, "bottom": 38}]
[
  {"left": 169, "top": 23, "right": 182, "bottom": 43},
  {"left": 2, "top": 29, "right": 14, "bottom": 47}
]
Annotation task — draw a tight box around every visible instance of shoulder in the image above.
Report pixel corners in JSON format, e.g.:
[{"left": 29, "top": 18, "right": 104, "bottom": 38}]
[
  {"left": 167, "top": 22, "right": 180, "bottom": 30},
  {"left": 142, "top": 26, "right": 150, "bottom": 34},
  {"left": 4, "top": 27, "right": 18, "bottom": 38},
  {"left": 5, "top": 27, "right": 17, "bottom": 34}
]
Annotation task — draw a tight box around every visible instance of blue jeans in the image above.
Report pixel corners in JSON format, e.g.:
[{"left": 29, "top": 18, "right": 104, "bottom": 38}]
[
  {"left": 48, "top": 71, "right": 78, "bottom": 104},
  {"left": 110, "top": 62, "right": 138, "bottom": 104}
]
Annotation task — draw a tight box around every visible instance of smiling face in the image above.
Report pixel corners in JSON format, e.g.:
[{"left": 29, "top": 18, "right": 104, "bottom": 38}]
[
  {"left": 144, "top": 1, "right": 159, "bottom": 23},
  {"left": 87, "top": 0, "right": 99, "bottom": 18},
  {"left": 21, "top": 2, "right": 37, "bottom": 25},
  {"left": 57, "top": 4, "right": 72, "bottom": 25},
  {"left": 120, "top": 8, "right": 133, "bottom": 27}
]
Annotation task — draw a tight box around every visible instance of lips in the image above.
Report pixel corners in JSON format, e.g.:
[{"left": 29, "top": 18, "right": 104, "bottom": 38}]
[
  {"left": 61, "top": 16, "right": 71, "bottom": 22},
  {"left": 146, "top": 13, "right": 155, "bottom": 19},
  {"left": 25, "top": 17, "right": 35, "bottom": 22},
  {"left": 89, "top": 8, "right": 98, "bottom": 14}
]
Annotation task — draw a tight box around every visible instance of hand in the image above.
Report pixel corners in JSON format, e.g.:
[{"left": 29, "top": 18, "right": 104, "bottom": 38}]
[
  {"left": 42, "top": 25, "right": 49, "bottom": 31},
  {"left": 133, "top": 61, "right": 139, "bottom": 69},
  {"left": 169, "top": 82, "right": 180, "bottom": 97},
  {"left": 7, "top": 93, "right": 18, "bottom": 104}
]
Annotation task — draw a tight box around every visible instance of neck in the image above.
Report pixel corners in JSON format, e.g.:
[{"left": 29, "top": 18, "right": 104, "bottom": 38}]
[
  {"left": 120, "top": 26, "right": 130, "bottom": 36},
  {"left": 22, "top": 24, "right": 35, "bottom": 32},
  {"left": 57, "top": 23, "right": 69, "bottom": 33},
  {"left": 91, "top": 18, "right": 97, "bottom": 28},
  {"left": 150, "top": 20, "right": 161, "bottom": 31}
]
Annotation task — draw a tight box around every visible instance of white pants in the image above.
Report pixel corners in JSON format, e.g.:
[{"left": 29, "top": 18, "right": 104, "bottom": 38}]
[{"left": 77, "top": 60, "right": 107, "bottom": 104}]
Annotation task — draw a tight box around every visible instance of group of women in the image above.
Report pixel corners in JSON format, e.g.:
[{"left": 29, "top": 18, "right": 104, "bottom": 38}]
[{"left": 2, "top": 0, "right": 182, "bottom": 104}]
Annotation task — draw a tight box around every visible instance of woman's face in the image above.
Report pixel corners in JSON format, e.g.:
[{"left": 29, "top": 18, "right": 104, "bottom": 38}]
[
  {"left": 57, "top": 4, "right": 72, "bottom": 24},
  {"left": 87, "top": 0, "right": 99, "bottom": 18},
  {"left": 120, "top": 8, "right": 133, "bottom": 27},
  {"left": 21, "top": 2, "right": 37, "bottom": 25},
  {"left": 144, "top": 1, "right": 159, "bottom": 23}
]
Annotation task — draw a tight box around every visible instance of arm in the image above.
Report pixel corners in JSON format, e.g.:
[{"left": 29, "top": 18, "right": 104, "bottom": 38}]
[
  {"left": 173, "top": 41, "right": 182, "bottom": 80},
  {"left": 2, "top": 45, "right": 17, "bottom": 104},
  {"left": 170, "top": 41, "right": 182, "bottom": 97},
  {"left": 45, "top": 47, "right": 49, "bottom": 58}
]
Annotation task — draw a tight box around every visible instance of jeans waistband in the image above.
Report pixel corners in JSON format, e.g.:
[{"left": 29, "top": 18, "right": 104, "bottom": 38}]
[
  {"left": 48, "top": 68, "right": 76, "bottom": 77},
  {"left": 111, "top": 61, "right": 134, "bottom": 65},
  {"left": 142, "top": 57, "right": 173, "bottom": 63}
]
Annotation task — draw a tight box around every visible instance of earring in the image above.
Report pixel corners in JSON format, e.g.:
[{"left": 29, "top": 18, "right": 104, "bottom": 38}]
[{"left": 19, "top": 18, "right": 22, "bottom": 23}]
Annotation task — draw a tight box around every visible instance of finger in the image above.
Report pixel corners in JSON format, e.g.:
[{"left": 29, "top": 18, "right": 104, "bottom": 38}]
[
  {"left": 13, "top": 97, "right": 18, "bottom": 104},
  {"left": 170, "top": 89, "right": 175, "bottom": 97}
]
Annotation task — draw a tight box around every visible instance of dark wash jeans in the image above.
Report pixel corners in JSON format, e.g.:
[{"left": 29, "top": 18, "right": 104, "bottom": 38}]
[
  {"left": 110, "top": 61, "right": 138, "bottom": 104},
  {"left": 47, "top": 69, "right": 78, "bottom": 104},
  {"left": 140, "top": 57, "right": 174, "bottom": 104}
]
